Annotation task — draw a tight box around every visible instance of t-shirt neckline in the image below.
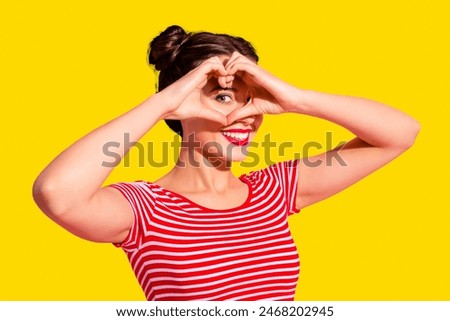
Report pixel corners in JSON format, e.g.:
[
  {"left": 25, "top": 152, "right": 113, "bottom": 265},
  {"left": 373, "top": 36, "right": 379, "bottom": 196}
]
[{"left": 146, "top": 174, "right": 253, "bottom": 212}]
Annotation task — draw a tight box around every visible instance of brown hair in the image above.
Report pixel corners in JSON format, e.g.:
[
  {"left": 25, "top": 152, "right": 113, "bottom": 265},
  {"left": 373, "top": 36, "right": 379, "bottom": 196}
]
[{"left": 147, "top": 25, "right": 259, "bottom": 136}]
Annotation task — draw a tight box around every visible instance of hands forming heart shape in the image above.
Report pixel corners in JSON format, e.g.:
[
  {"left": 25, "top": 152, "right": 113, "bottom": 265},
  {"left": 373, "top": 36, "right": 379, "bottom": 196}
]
[{"left": 159, "top": 51, "right": 302, "bottom": 126}]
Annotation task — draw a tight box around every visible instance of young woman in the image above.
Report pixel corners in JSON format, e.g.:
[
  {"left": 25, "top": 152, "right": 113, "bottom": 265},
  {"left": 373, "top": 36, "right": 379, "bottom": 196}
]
[{"left": 32, "top": 25, "right": 420, "bottom": 301}]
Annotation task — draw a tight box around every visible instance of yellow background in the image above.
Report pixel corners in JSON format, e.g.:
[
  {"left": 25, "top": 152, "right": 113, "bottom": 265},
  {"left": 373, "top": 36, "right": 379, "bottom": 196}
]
[{"left": 1, "top": 0, "right": 449, "bottom": 300}]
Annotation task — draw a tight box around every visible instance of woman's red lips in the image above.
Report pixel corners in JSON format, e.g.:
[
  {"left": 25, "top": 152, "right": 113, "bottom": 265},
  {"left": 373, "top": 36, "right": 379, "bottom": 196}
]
[
  {"left": 221, "top": 129, "right": 251, "bottom": 133},
  {"left": 220, "top": 129, "right": 251, "bottom": 146}
]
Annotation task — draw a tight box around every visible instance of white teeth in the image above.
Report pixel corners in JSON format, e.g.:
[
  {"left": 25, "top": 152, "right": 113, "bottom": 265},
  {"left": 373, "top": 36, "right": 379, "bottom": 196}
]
[{"left": 221, "top": 131, "right": 249, "bottom": 140}]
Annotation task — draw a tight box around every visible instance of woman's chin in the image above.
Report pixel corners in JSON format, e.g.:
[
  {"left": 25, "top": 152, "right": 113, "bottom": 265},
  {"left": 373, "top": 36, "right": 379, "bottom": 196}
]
[
  {"left": 202, "top": 150, "right": 249, "bottom": 167},
  {"left": 225, "top": 151, "right": 250, "bottom": 164}
]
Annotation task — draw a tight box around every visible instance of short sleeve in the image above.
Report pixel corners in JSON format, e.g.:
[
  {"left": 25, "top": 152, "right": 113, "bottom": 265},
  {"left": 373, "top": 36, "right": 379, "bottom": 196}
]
[
  {"left": 264, "top": 159, "right": 300, "bottom": 216},
  {"left": 107, "top": 181, "right": 154, "bottom": 251}
]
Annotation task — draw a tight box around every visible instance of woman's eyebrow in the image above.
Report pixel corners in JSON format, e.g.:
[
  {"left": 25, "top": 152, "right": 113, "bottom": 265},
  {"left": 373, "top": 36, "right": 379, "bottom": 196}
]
[{"left": 208, "top": 86, "right": 237, "bottom": 93}]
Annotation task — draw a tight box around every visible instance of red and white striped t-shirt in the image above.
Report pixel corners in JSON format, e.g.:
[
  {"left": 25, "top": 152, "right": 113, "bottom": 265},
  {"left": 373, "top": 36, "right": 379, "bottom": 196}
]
[{"left": 110, "top": 159, "right": 301, "bottom": 301}]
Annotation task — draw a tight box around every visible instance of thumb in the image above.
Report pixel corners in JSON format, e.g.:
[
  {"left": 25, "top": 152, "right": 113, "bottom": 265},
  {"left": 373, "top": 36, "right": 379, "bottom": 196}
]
[
  {"left": 198, "top": 108, "right": 228, "bottom": 126},
  {"left": 226, "top": 105, "right": 259, "bottom": 125}
]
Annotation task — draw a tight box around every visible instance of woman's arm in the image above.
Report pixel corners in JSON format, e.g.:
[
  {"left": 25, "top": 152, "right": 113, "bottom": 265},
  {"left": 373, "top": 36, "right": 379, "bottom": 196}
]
[
  {"left": 292, "top": 90, "right": 420, "bottom": 209},
  {"left": 224, "top": 52, "right": 420, "bottom": 210},
  {"left": 33, "top": 57, "right": 228, "bottom": 243},
  {"left": 32, "top": 94, "right": 168, "bottom": 243}
]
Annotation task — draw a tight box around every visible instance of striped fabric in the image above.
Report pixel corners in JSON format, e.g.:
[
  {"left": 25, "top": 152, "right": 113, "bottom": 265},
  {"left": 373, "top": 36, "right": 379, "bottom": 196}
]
[{"left": 109, "top": 159, "right": 301, "bottom": 301}]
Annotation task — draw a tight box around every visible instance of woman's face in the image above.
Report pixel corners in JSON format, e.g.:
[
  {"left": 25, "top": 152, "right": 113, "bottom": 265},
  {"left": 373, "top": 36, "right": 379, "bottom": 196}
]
[{"left": 181, "top": 57, "right": 263, "bottom": 164}]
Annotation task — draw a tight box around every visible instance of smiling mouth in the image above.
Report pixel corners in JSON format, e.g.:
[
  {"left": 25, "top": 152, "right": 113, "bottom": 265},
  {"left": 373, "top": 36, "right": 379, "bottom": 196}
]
[{"left": 220, "top": 129, "right": 251, "bottom": 146}]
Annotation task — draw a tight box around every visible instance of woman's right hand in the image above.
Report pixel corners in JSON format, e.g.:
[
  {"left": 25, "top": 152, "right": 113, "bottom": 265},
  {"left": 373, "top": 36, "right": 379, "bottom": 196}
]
[{"left": 156, "top": 56, "right": 231, "bottom": 125}]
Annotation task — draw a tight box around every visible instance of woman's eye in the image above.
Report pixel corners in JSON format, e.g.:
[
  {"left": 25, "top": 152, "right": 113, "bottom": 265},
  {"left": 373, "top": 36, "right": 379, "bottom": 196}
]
[{"left": 215, "top": 94, "right": 232, "bottom": 103}]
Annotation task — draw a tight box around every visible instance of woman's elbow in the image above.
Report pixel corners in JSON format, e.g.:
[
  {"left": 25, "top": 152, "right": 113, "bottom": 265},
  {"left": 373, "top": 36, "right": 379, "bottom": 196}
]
[
  {"left": 32, "top": 178, "right": 70, "bottom": 218},
  {"left": 397, "top": 118, "right": 421, "bottom": 150},
  {"left": 406, "top": 118, "right": 421, "bottom": 147}
]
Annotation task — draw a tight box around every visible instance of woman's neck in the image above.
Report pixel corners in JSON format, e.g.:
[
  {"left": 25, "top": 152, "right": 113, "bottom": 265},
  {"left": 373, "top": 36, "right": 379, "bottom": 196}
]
[
  {"left": 170, "top": 148, "right": 236, "bottom": 192},
  {"left": 151, "top": 143, "right": 240, "bottom": 193}
]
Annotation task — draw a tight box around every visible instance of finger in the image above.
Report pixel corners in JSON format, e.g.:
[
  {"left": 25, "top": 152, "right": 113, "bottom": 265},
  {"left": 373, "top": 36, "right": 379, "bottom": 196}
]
[
  {"left": 226, "top": 60, "right": 255, "bottom": 79},
  {"left": 222, "top": 75, "right": 234, "bottom": 89},
  {"left": 209, "top": 55, "right": 233, "bottom": 88},
  {"left": 224, "top": 51, "right": 244, "bottom": 69},
  {"left": 224, "top": 52, "right": 251, "bottom": 84},
  {"left": 198, "top": 107, "right": 228, "bottom": 125},
  {"left": 225, "top": 52, "right": 255, "bottom": 71},
  {"left": 200, "top": 57, "right": 228, "bottom": 80},
  {"left": 218, "top": 75, "right": 228, "bottom": 89},
  {"left": 207, "top": 56, "right": 230, "bottom": 89},
  {"left": 217, "top": 74, "right": 234, "bottom": 89},
  {"left": 228, "top": 62, "right": 278, "bottom": 98},
  {"left": 226, "top": 105, "right": 260, "bottom": 125},
  {"left": 208, "top": 56, "right": 228, "bottom": 75},
  {"left": 184, "top": 57, "right": 227, "bottom": 93},
  {"left": 225, "top": 75, "right": 234, "bottom": 83}
]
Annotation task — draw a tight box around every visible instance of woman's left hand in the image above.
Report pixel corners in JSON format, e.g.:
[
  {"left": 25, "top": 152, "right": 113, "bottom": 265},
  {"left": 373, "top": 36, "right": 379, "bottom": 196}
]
[{"left": 224, "top": 52, "right": 304, "bottom": 124}]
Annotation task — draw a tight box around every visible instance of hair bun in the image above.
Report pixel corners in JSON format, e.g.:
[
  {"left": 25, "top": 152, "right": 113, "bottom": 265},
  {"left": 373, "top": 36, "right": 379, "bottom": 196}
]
[{"left": 148, "top": 25, "right": 190, "bottom": 70}]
